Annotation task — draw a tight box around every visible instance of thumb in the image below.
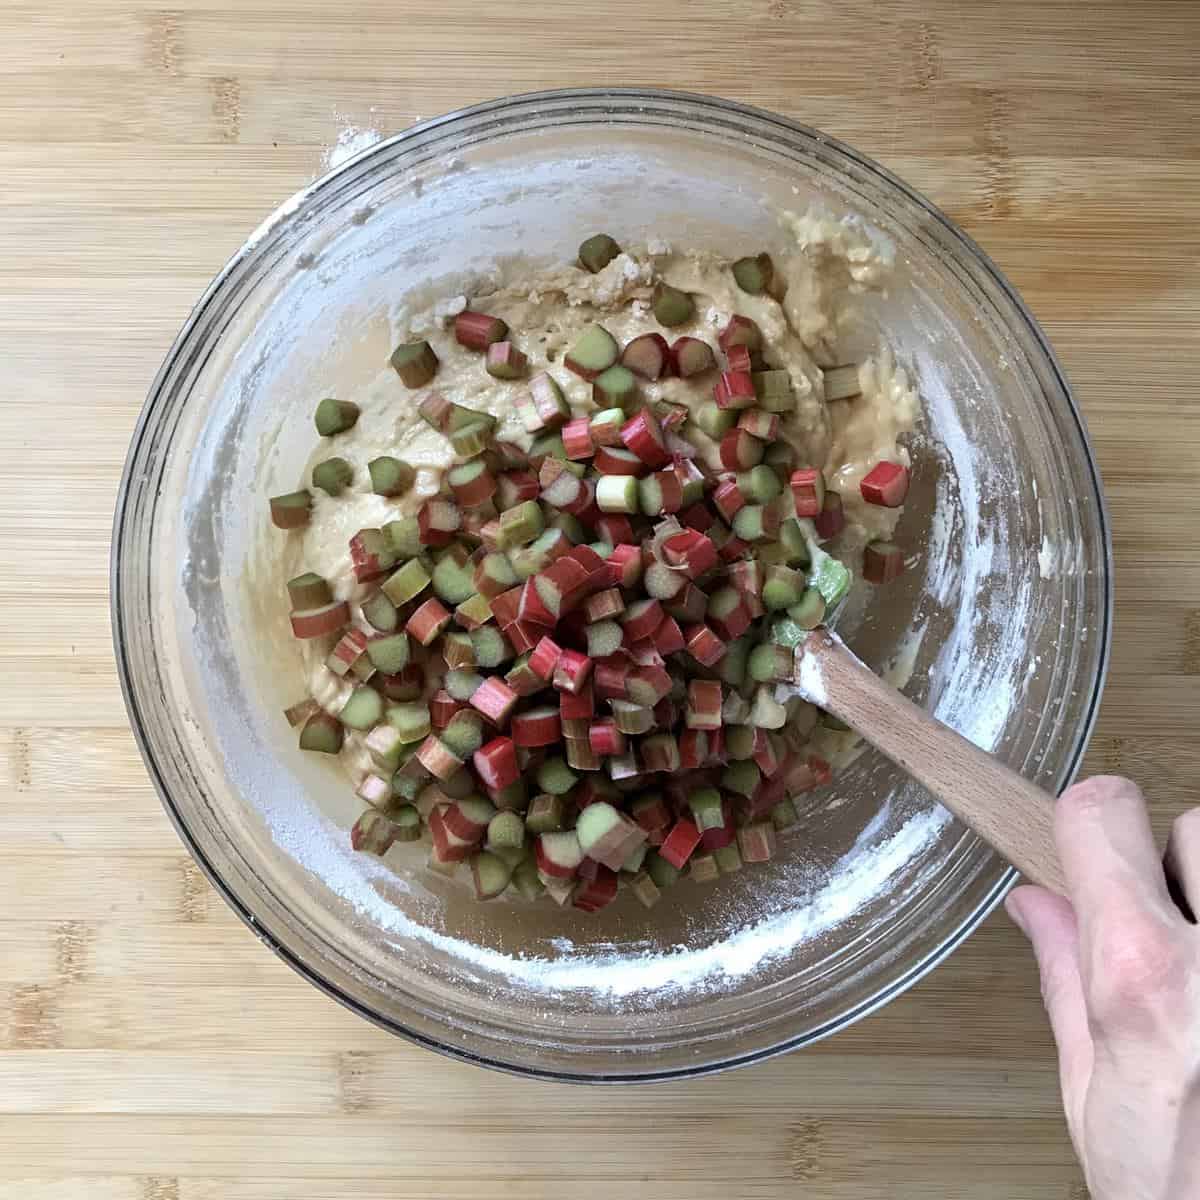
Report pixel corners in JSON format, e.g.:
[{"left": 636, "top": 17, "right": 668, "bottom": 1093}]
[{"left": 1007, "top": 885, "right": 1094, "bottom": 1137}]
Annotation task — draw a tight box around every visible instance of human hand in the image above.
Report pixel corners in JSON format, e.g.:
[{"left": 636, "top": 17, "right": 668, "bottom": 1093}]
[{"left": 1006, "top": 775, "right": 1200, "bottom": 1199}]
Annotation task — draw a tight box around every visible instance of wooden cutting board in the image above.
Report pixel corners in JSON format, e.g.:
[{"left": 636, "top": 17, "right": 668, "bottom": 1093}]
[{"left": 2, "top": 2, "right": 1198, "bottom": 1196}]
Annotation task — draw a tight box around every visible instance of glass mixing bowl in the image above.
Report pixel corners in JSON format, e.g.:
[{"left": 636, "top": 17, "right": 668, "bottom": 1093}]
[{"left": 112, "top": 88, "right": 1111, "bottom": 1080}]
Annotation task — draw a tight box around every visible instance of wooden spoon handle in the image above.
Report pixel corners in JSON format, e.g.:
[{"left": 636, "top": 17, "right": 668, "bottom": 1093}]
[{"left": 799, "top": 629, "right": 1067, "bottom": 895}]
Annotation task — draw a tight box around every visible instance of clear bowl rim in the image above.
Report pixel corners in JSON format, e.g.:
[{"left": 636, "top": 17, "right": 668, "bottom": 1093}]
[{"left": 111, "top": 86, "right": 1114, "bottom": 1082}]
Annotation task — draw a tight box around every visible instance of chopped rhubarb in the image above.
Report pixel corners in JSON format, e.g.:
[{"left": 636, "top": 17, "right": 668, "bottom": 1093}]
[
  {"left": 407, "top": 597, "right": 452, "bottom": 646},
  {"left": 564, "top": 324, "right": 619, "bottom": 381},
  {"left": 519, "top": 372, "right": 570, "bottom": 432},
  {"left": 653, "top": 283, "right": 694, "bottom": 327},
  {"left": 790, "top": 467, "right": 826, "bottom": 518},
  {"left": 592, "top": 364, "right": 637, "bottom": 407},
  {"left": 454, "top": 310, "right": 509, "bottom": 351},
  {"left": 561, "top": 417, "right": 595, "bottom": 461},
  {"left": 863, "top": 540, "right": 906, "bottom": 584},
  {"left": 314, "top": 397, "right": 360, "bottom": 437},
  {"left": 621, "top": 332, "right": 670, "bottom": 380},
  {"left": 390, "top": 340, "right": 439, "bottom": 388},
  {"left": 659, "top": 818, "right": 702, "bottom": 870},
  {"left": 714, "top": 370, "right": 757, "bottom": 411},
  {"left": 814, "top": 491, "right": 846, "bottom": 540},
  {"left": 860, "top": 461, "right": 910, "bottom": 508},
  {"left": 299, "top": 712, "right": 343, "bottom": 754},
  {"left": 822, "top": 363, "right": 861, "bottom": 401},
  {"left": 289, "top": 599, "right": 350, "bottom": 639},
  {"left": 671, "top": 336, "right": 716, "bottom": 378},
  {"left": 718, "top": 429, "right": 764, "bottom": 471},
  {"left": 718, "top": 314, "right": 762, "bottom": 354},
  {"left": 620, "top": 409, "right": 670, "bottom": 469},
  {"left": 485, "top": 341, "right": 528, "bottom": 381},
  {"left": 511, "top": 705, "right": 561, "bottom": 748},
  {"left": 684, "top": 622, "right": 726, "bottom": 667},
  {"left": 470, "top": 676, "right": 518, "bottom": 725},
  {"left": 578, "top": 233, "right": 621, "bottom": 274},
  {"left": 269, "top": 490, "right": 312, "bottom": 530},
  {"left": 732, "top": 252, "right": 774, "bottom": 296},
  {"left": 553, "top": 648, "right": 593, "bottom": 695}
]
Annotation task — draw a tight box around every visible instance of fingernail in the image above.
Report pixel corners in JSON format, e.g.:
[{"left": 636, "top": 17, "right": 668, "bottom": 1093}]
[{"left": 1005, "top": 892, "right": 1030, "bottom": 938}]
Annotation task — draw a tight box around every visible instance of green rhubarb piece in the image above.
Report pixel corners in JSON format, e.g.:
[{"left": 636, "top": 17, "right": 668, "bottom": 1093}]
[
  {"left": 529, "top": 431, "right": 567, "bottom": 461},
  {"left": 653, "top": 283, "right": 694, "bottom": 327},
  {"left": 287, "top": 572, "right": 331, "bottom": 609},
  {"left": 449, "top": 420, "right": 492, "bottom": 459},
  {"left": 694, "top": 401, "right": 736, "bottom": 440},
  {"left": 722, "top": 759, "right": 760, "bottom": 799},
  {"left": 511, "top": 857, "right": 545, "bottom": 900},
  {"left": 737, "top": 464, "right": 782, "bottom": 504},
  {"left": 525, "top": 793, "right": 564, "bottom": 834},
  {"left": 690, "top": 856, "right": 718, "bottom": 886},
  {"left": 646, "top": 851, "right": 680, "bottom": 889},
  {"left": 688, "top": 787, "right": 725, "bottom": 831},
  {"left": 596, "top": 474, "right": 639, "bottom": 514},
  {"left": 497, "top": 499, "right": 544, "bottom": 550},
  {"left": 469, "top": 625, "right": 512, "bottom": 669},
  {"left": 340, "top": 686, "right": 384, "bottom": 731},
  {"left": 471, "top": 851, "right": 513, "bottom": 900},
  {"left": 724, "top": 725, "right": 755, "bottom": 759},
  {"left": 442, "top": 631, "right": 476, "bottom": 669},
  {"left": 446, "top": 403, "right": 495, "bottom": 434},
  {"left": 386, "top": 703, "right": 431, "bottom": 743},
  {"left": 536, "top": 758, "right": 577, "bottom": 797},
  {"left": 807, "top": 543, "right": 852, "bottom": 608},
  {"left": 381, "top": 558, "right": 430, "bottom": 605},
  {"left": 718, "top": 637, "right": 751, "bottom": 688},
  {"left": 787, "top": 587, "right": 826, "bottom": 630},
  {"left": 714, "top": 843, "right": 744, "bottom": 873},
  {"left": 432, "top": 553, "right": 477, "bottom": 605},
  {"left": 593, "top": 364, "right": 637, "bottom": 408},
  {"left": 579, "top": 233, "right": 621, "bottom": 274},
  {"left": 314, "top": 398, "right": 360, "bottom": 437},
  {"left": 732, "top": 505, "right": 770, "bottom": 542},
  {"left": 777, "top": 518, "right": 811, "bottom": 567},
  {"left": 732, "top": 252, "right": 774, "bottom": 296},
  {"left": 547, "top": 512, "right": 585, "bottom": 543},
  {"left": 368, "top": 456, "right": 415, "bottom": 497},
  {"left": 749, "top": 642, "right": 793, "bottom": 682},
  {"left": 749, "top": 685, "right": 787, "bottom": 730},
  {"left": 567, "top": 324, "right": 619, "bottom": 375},
  {"left": 752, "top": 370, "right": 795, "bottom": 413},
  {"left": 490, "top": 843, "right": 528, "bottom": 869},
  {"left": 444, "top": 669, "right": 483, "bottom": 701},
  {"left": 769, "top": 616, "right": 807, "bottom": 650},
  {"left": 389, "top": 340, "right": 439, "bottom": 388},
  {"left": 455, "top": 592, "right": 492, "bottom": 628},
  {"left": 312, "top": 457, "right": 353, "bottom": 496},
  {"left": 383, "top": 516, "right": 422, "bottom": 559},
  {"left": 441, "top": 711, "right": 486, "bottom": 759},
  {"left": 487, "top": 810, "right": 526, "bottom": 850},
  {"left": 298, "top": 712, "right": 343, "bottom": 754},
  {"left": 391, "top": 805, "right": 422, "bottom": 842},
  {"left": 269, "top": 490, "right": 312, "bottom": 529},
  {"left": 763, "top": 565, "right": 805, "bottom": 611},
  {"left": 361, "top": 589, "right": 398, "bottom": 633},
  {"left": 764, "top": 442, "right": 796, "bottom": 472}
]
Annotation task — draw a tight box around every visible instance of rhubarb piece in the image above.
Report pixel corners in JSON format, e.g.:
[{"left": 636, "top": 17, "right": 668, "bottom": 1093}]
[
  {"left": 690, "top": 853, "right": 719, "bottom": 883},
  {"left": 525, "top": 793, "right": 564, "bottom": 834},
  {"left": 589, "top": 407, "right": 625, "bottom": 448},
  {"left": 529, "top": 636, "right": 564, "bottom": 683},
  {"left": 578, "top": 233, "right": 621, "bottom": 273},
  {"left": 737, "top": 409, "right": 779, "bottom": 442},
  {"left": 583, "top": 588, "right": 625, "bottom": 623},
  {"left": 443, "top": 795, "right": 495, "bottom": 842},
  {"left": 511, "top": 705, "right": 561, "bottom": 748},
  {"left": 415, "top": 735, "right": 464, "bottom": 782},
  {"left": 748, "top": 642, "right": 794, "bottom": 683},
  {"left": 361, "top": 589, "right": 398, "bottom": 633},
  {"left": 386, "top": 701, "right": 431, "bottom": 744},
  {"left": 646, "top": 850, "right": 681, "bottom": 889},
  {"left": 287, "top": 572, "right": 332, "bottom": 610},
  {"left": 364, "top": 456, "right": 412, "bottom": 498},
  {"left": 349, "top": 528, "right": 396, "bottom": 583},
  {"left": 588, "top": 718, "right": 626, "bottom": 757},
  {"left": 619, "top": 409, "right": 669, "bottom": 469},
  {"left": 732, "top": 252, "right": 774, "bottom": 295},
  {"left": 684, "top": 622, "right": 726, "bottom": 667},
  {"left": 474, "top": 735, "right": 520, "bottom": 791},
  {"left": 585, "top": 619, "right": 624, "bottom": 659},
  {"left": 592, "top": 363, "right": 637, "bottom": 408},
  {"left": 553, "top": 648, "right": 593, "bottom": 695},
  {"left": 364, "top": 723, "right": 408, "bottom": 772},
  {"left": 511, "top": 857, "right": 545, "bottom": 900},
  {"left": 536, "top": 830, "right": 584, "bottom": 878},
  {"left": 537, "top": 756, "right": 578, "bottom": 797},
  {"left": 630, "top": 871, "right": 661, "bottom": 908},
  {"left": 376, "top": 664, "right": 424, "bottom": 702},
  {"left": 695, "top": 401, "right": 736, "bottom": 441},
  {"left": 454, "top": 310, "right": 509, "bottom": 351},
  {"left": 822, "top": 363, "right": 862, "bottom": 401},
  {"left": 714, "top": 370, "right": 757, "bottom": 411},
  {"left": 449, "top": 420, "right": 491, "bottom": 459},
  {"left": 284, "top": 697, "right": 320, "bottom": 728},
  {"left": 442, "top": 461, "right": 493, "bottom": 510},
  {"left": 418, "top": 498, "right": 462, "bottom": 547},
  {"left": 486, "top": 809, "right": 526, "bottom": 851},
  {"left": 469, "top": 625, "right": 512, "bottom": 669},
  {"left": 326, "top": 627, "right": 370, "bottom": 678},
  {"left": 564, "top": 324, "right": 619, "bottom": 381},
  {"left": 432, "top": 551, "right": 477, "bottom": 606},
  {"left": 352, "top": 809, "right": 399, "bottom": 856},
  {"left": 665, "top": 581, "right": 707, "bottom": 625},
  {"left": 418, "top": 391, "right": 453, "bottom": 431},
  {"left": 339, "top": 686, "right": 383, "bottom": 731},
  {"left": 762, "top": 565, "right": 805, "bottom": 612},
  {"left": 406, "top": 597, "right": 452, "bottom": 645},
  {"left": 719, "top": 429, "right": 764, "bottom": 471},
  {"left": 314, "top": 398, "right": 360, "bottom": 437},
  {"left": 625, "top": 665, "right": 671, "bottom": 707},
  {"left": 685, "top": 679, "right": 723, "bottom": 730},
  {"left": 737, "top": 820, "right": 778, "bottom": 863},
  {"left": 787, "top": 587, "right": 826, "bottom": 629},
  {"left": 366, "top": 632, "right": 411, "bottom": 675},
  {"left": 621, "top": 332, "right": 670, "bottom": 380},
  {"left": 592, "top": 447, "right": 645, "bottom": 480},
  {"left": 443, "top": 669, "right": 484, "bottom": 702},
  {"left": 726, "top": 344, "right": 753, "bottom": 374},
  {"left": 565, "top": 736, "right": 600, "bottom": 771},
  {"left": 707, "top": 586, "right": 751, "bottom": 641},
  {"left": 299, "top": 712, "right": 343, "bottom": 754},
  {"left": 561, "top": 416, "right": 595, "bottom": 461},
  {"left": 576, "top": 802, "right": 647, "bottom": 872},
  {"left": 790, "top": 467, "right": 826, "bottom": 518},
  {"left": 637, "top": 469, "right": 683, "bottom": 516},
  {"left": 485, "top": 341, "right": 528, "bottom": 381},
  {"left": 659, "top": 818, "right": 702, "bottom": 870},
  {"left": 593, "top": 474, "right": 640, "bottom": 518},
  {"left": 470, "top": 676, "right": 518, "bottom": 725},
  {"left": 497, "top": 499, "right": 544, "bottom": 551},
  {"left": 441, "top": 631, "right": 475, "bottom": 670},
  {"left": 718, "top": 315, "right": 762, "bottom": 354},
  {"left": 641, "top": 733, "right": 680, "bottom": 773},
  {"left": 749, "top": 685, "right": 787, "bottom": 730},
  {"left": 653, "top": 283, "right": 694, "bottom": 327},
  {"left": 863, "top": 540, "right": 906, "bottom": 584},
  {"left": 737, "top": 464, "right": 782, "bottom": 505},
  {"left": 390, "top": 340, "right": 439, "bottom": 388},
  {"left": 383, "top": 516, "right": 422, "bottom": 559},
  {"left": 672, "top": 336, "right": 716, "bottom": 378},
  {"left": 470, "top": 852, "right": 513, "bottom": 901},
  {"left": 808, "top": 544, "right": 852, "bottom": 607},
  {"left": 620, "top": 597, "right": 664, "bottom": 643},
  {"left": 777, "top": 518, "right": 812, "bottom": 566},
  {"left": 311, "top": 457, "right": 353, "bottom": 497},
  {"left": 472, "top": 552, "right": 518, "bottom": 601},
  {"left": 269, "top": 490, "right": 312, "bottom": 530},
  {"left": 860, "top": 461, "right": 911, "bottom": 508},
  {"left": 382, "top": 558, "right": 431, "bottom": 606}
]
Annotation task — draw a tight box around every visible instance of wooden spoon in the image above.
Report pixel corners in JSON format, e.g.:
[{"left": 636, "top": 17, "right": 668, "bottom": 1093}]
[{"left": 793, "top": 627, "right": 1067, "bottom": 894}]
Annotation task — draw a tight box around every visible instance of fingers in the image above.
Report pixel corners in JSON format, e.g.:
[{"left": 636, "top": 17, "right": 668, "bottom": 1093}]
[
  {"left": 1164, "top": 807, "right": 1200, "bottom": 923},
  {"left": 1007, "top": 884, "right": 1093, "bottom": 1138},
  {"left": 1055, "top": 776, "right": 1178, "bottom": 941}
]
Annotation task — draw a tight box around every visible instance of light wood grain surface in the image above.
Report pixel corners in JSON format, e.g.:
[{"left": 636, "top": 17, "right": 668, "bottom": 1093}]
[{"left": 2, "top": 2, "right": 1198, "bottom": 1196}]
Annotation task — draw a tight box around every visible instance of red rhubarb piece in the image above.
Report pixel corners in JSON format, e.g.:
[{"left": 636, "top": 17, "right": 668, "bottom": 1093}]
[
  {"left": 573, "top": 865, "right": 619, "bottom": 913},
  {"left": 595, "top": 514, "right": 634, "bottom": 546},
  {"left": 289, "top": 600, "right": 350, "bottom": 639},
  {"left": 863, "top": 541, "right": 906, "bottom": 584},
  {"left": 814, "top": 491, "right": 846, "bottom": 540},
  {"left": 473, "top": 736, "right": 520, "bottom": 790},
  {"left": 621, "top": 332, "right": 670, "bottom": 380},
  {"left": 593, "top": 655, "right": 629, "bottom": 700},
  {"left": 726, "top": 344, "right": 753, "bottom": 373},
  {"left": 620, "top": 597, "right": 664, "bottom": 642},
  {"left": 671, "top": 336, "right": 717, "bottom": 378},
  {"left": 518, "top": 578, "right": 558, "bottom": 628},
  {"left": 470, "top": 677, "right": 518, "bottom": 725},
  {"left": 417, "top": 499, "right": 461, "bottom": 548},
  {"left": 536, "top": 831, "right": 585, "bottom": 878},
  {"left": 559, "top": 679, "right": 595, "bottom": 720},
  {"left": 588, "top": 719, "right": 626, "bottom": 757},
  {"left": 684, "top": 623, "right": 726, "bottom": 667},
  {"left": 790, "top": 468, "right": 826, "bottom": 518},
  {"left": 619, "top": 409, "right": 670, "bottom": 469},
  {"left": 489, "top": 585, "right": 523, "bottom": 628},
  {"left": 717, "top": 314, "right": 762, "bottom": 354},
  {"left": 718, "top": 429, "right": 764, "bottom": 471},
  {"left": 713, "top": 370, "right": 756, "bottom": 411},
  {"left": 561, "top": 417, "right": 594, "bottom": 461},
  {"left": 661, "top": 529, "right": 718, "bottom": 578},
  {"left": 511, "top": 706, "right": 562, "bottom": 748},
  {"left": 429, "top": 690, "right": 466, "bottom": 729},
  {"left": 659, "top": 819, "right": 703, "bottom": 869},
  {"left": 454, "top": 310, "right": 508, "bottom": 351},
  {"left": 594, "top": 445, "right": 647, "bottom": 476},
  {"left": 529, "top": 636, "right": 564, "bottom": 681},
  {"left": 553, "top": 648, "right": 593, "bottom": 695},
  {"left": 406, "top": 597, "right": 452, "bottom": 646},
  {"left": 860, "top": 461, "right": 910, "bottom": 508},
  {"left": 656, "top": 616, "right": 686, "bottom": 656}
]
